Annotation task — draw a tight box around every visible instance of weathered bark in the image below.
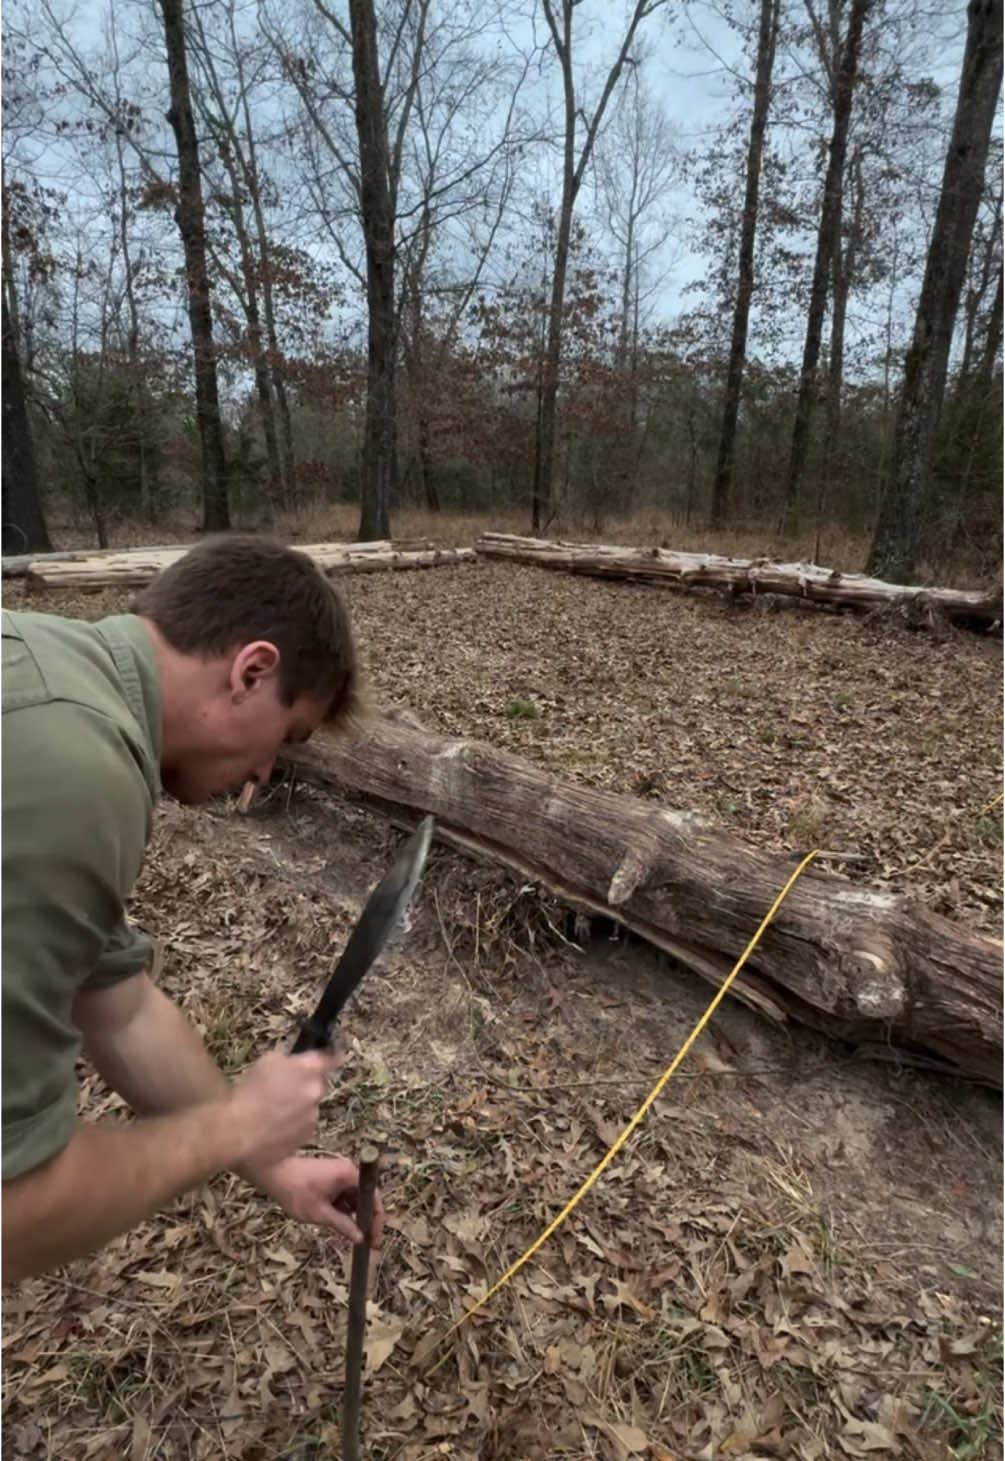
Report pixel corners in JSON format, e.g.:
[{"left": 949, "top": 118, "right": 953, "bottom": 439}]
[
  {"left": 867, "top": 0, "right": 1003, "bottom": 582},
  {"left": 781, "top": 0, "right": 872, "bottom": 530},
  {"left": 159, "top": 0, "right": 231, "bottom": 533},
  {"left": 349, "top": 0, "right": 396, "bottom": 543},
  {"left": 1, "top": 287, "right": 52, "bottom": 556},
  {"left": 475, "top": 533, "right": 1002, "bottom": 627},
  {"left": 20, "top": 541, "right": 474, "bottom": 588},
  {"left": 710, "top": 0, "right": 779, "bottom": 530},
  {"left": 281, "top": 708, "right": 1003, "bottom": 1085}
]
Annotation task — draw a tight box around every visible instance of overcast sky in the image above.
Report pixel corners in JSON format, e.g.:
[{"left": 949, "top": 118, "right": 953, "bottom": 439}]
[{"left": 6, "top": 0, "right": 987, "bottom": 373}]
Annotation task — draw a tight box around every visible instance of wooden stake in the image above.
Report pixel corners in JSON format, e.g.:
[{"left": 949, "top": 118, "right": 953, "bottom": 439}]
[{"left": 342, "top": 1145, "right": 380, "bottom": 1461}]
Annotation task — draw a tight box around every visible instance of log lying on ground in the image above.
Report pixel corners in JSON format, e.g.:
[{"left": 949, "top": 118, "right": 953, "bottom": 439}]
[
  {"left": 280, "top": 708, "right": 1002, "bottom": 1086},
  {"left": 19, "top": 540, "right": 475, "bottom": 589},
  {"left": 476, "top": 533, "right": 1003, "bottom": 630},
  {"left": 3, "top": 544, "right": 190, "bottom": 577}
]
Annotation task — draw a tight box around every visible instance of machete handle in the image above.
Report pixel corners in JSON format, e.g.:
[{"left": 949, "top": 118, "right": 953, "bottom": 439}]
[{"left": 291, "top": 1016, "right": 333, "bottom": 1054}]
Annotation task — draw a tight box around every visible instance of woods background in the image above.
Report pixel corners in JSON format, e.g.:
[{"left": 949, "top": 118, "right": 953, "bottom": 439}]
[{"left": 2, "top": 0, "right": 1001, "bottom": 582}]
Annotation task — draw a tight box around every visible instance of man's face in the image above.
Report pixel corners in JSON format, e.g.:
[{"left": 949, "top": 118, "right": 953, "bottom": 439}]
[{"left": 161, "top": 643, "right": 330, "bottom": 805}]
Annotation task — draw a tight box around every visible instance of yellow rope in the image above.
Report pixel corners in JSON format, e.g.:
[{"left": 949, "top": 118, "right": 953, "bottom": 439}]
[{"left": 425, "top": 848, "right": 820, "bottom": 1375}]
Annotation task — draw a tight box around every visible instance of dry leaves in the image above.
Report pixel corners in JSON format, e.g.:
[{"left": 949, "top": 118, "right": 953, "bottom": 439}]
[{"left": 1, "top": 567, "right": 1001, "bottom": 1460}]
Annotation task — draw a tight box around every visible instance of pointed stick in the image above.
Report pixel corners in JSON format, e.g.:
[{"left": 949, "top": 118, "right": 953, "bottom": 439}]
[{"left": 342, "top": 1145, "right": 380, "bottom": 1461}]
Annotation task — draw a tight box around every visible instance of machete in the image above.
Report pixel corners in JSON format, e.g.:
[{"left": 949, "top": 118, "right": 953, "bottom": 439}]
[{"left": 291, "top": 816, "right": 434, "bottom": 1054}]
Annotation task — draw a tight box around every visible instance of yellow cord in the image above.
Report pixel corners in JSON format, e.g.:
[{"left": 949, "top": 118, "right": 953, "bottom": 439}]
[{"left": 425, "top": 848, "right": 820, "bottom": 1375}]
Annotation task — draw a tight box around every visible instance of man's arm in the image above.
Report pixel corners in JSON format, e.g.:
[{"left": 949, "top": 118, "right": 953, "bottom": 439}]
[
  {"left": 2, "top": 1046, "right": 334, "bottom": 1282},
  {"left": 73, "top": 973, "right": 383, "bottom": 1248},
  {"left": 74, "top": 971, "right": 232, "bottom": 1115}
]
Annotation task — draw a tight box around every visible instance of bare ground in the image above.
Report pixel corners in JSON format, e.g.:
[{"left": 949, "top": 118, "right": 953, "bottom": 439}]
[{"left": 1, "top": 556, "right": 1002, "bottom": 1461}]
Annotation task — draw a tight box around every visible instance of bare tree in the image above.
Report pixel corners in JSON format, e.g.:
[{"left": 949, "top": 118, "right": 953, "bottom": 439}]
[
  {"left": 266, "top": 0, "right": 533, "bottom": 536},
  {"left": 2, "top": 255, "right": 52, "bottom": 554},
  {"left": 780, "top": 0, "right": 872, "bottom": 532},
  {"left": 595, "top": 64, "right": 678, "bottom": 424},
  {"left": 187, "top": 3, "right": 286, "bottom": 508},
  {"left": 532, "top": 0, "right": 668, "bottom": 532},
  {"left": 159, "top": 0, "right": 231, "bottom": 532},
  {"left": 343, "top": 0, "right": 398, "bottom": 540},
  {"left": 709, "top": 0, "right": 780, "bottom": 530},
  {"left": 868, "top": 0, "right": 1003, "bottom": 580}
]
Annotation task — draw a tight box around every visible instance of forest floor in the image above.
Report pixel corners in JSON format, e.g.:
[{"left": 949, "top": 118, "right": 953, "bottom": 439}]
[{"left": 1, "top": 540, "right": 1002, "bottom": 1461}]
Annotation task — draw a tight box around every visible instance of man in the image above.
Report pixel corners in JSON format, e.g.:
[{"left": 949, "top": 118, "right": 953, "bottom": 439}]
[{"left": 2, "top": 535, "right": 384, "bottom": 1283}]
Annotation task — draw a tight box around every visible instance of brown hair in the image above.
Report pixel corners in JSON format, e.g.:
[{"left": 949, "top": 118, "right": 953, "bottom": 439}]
[{"left": 133, "top": 535, "right": 359, "bottom": 723}]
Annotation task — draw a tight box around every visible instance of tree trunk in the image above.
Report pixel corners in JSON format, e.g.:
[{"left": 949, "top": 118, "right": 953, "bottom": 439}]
[
  {"left": 867, "top": 0, "right": 1003, "bottom": 581},
  {"left": 1, "top": 287, "right": 52, "bottom": 555},
  {"left": 349, "top": 0, "right": 396, "bottom": 544},
  {"left": 417, "top": 410, "right": 439, "bottom": 511},
  {"left": 710, "top": 0, "right": 779, "bottom": 530},
  {"left": 958, "top": 188, "right": 1001, "bottom": 379},
  {"left": 237, "top": 48, "right": 298, "bottom": 506},
  {"left": 781, "top": 0, "right": 871, "bottom": 532},
  {"left": 533, "top": 0, "right": 666, "bottom": 534},
  {"left": 475, "top": 533, "right": 1001, "bottom": 627},
  {"left": 159, "top": 0, "right": 230, "bottom": 533},
  {"left": 976, "top": 259, "right": 1003, "bottom": 391},
  {"left": 815, "top": 147, "right": 864, "bottom": 560},
  {"left": 281, "top": 708, "right": 1002, "bottom": 1085}
]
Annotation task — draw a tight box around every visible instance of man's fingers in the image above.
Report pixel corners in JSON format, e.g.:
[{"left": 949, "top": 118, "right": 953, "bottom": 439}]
[{"left": 327, "top": 1209, "right": 364, "bottom": 1244}]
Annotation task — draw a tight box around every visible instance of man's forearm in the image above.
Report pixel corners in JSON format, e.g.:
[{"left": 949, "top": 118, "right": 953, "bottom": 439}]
[
  {"left": 2, "top": 1102, "right": 248, "bottom": 1282},
  {"left": 78, "top": 978, "right": 231, "bottom": 1116},
  {"left": 75, "top": 975, "right": 309, "bottom": 1190}
]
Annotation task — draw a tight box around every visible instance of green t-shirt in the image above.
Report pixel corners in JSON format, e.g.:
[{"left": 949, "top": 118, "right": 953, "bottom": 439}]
[{"left": 2, "top": 610, "right": 162, "bottom": 1180}]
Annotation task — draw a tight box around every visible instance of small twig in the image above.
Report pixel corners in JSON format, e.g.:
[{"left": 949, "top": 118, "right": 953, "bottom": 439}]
[{"left": 342, "top": 1144, "right": 380, "bottom": 1461}]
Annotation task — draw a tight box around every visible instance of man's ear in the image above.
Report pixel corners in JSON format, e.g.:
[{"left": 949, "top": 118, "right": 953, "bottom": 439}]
[{"left": 230, "top": 641, "right": 281, "bottom": 700}]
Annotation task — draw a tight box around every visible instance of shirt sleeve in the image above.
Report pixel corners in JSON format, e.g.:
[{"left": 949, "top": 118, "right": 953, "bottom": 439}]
[
  {"left": 2, "top": 701, "right": 152, "bottom": 1180},
  {"left": 83, "top": 918, "right": 155, "bottom": 991}
]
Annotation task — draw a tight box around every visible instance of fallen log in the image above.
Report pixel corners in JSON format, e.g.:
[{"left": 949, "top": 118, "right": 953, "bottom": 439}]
[
  {"left": 20, "top": 541, "right": 475, "bottom": 589},
  {"left": 475, "top": 533, "right": 1003, "bottom": 630},
  {"left": 280, "top": 708, "right": 1003, "bottom": 1086},
  {"left": 3, "top": 543, "right": 190, "bottom": 577}
]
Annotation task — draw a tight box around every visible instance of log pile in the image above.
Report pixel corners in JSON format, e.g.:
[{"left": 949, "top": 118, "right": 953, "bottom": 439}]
[
  {"left": 11, "top": 540, "right": 475, "bottom": 589},
  {"left": 279, "top": 708, "right": 1002, "bottom": 1086},
  {"left": 476, "top": 533, "right": 1003, "bottom": 630}
]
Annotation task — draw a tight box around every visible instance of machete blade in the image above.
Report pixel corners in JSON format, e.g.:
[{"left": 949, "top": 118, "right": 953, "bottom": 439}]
[{"left": 291, "top": 816, "right": 434, "bottom": 1053}]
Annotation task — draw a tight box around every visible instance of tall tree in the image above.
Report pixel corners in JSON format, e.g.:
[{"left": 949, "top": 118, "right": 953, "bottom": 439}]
[
  {"left": 533, "top": 0, "right": 667, "bottom": 532},
  {"left": 868, "top": 0, "right": 1003, "bottom": 580},
  {"left": 344, "top": 0, "right": 397, "bottom": 540},
  {"left": 187, "top": 5, "right": 284, "bottom": 509},
  {"left": 780, "top": 0, "right": 872, "bottom": 531},
  {"left": 159, "top": 0, "right": 231, "bottom": 532},
  {"left": 2, "top": 275, "right": 52, "bottom": 556},
  {"left": 709, "top": 0, "right": 780, "bottom": 530}
]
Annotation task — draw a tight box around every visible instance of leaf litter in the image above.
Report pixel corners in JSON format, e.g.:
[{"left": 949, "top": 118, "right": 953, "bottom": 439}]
[{"left": 1, "top": 567, "right": 1001, "bottom": 1460}]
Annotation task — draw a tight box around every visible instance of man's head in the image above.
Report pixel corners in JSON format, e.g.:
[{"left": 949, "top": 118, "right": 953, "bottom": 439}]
[{"left": 133, "top": 535, "right": 359, "bottom": 805}]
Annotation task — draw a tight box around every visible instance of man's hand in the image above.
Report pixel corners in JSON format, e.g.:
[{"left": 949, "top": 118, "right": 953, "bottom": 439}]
[
  {"left": 228, "top": 1051, "right": 337, "bottom": 1169},
  {"left": 242, "top": 1155, "right": 386, "bottom": 1247}
]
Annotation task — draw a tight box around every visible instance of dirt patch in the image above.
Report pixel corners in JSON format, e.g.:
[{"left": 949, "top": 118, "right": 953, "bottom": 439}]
[{"left": 2, "top": 564, "right": 1001, "bottom": 1461}]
